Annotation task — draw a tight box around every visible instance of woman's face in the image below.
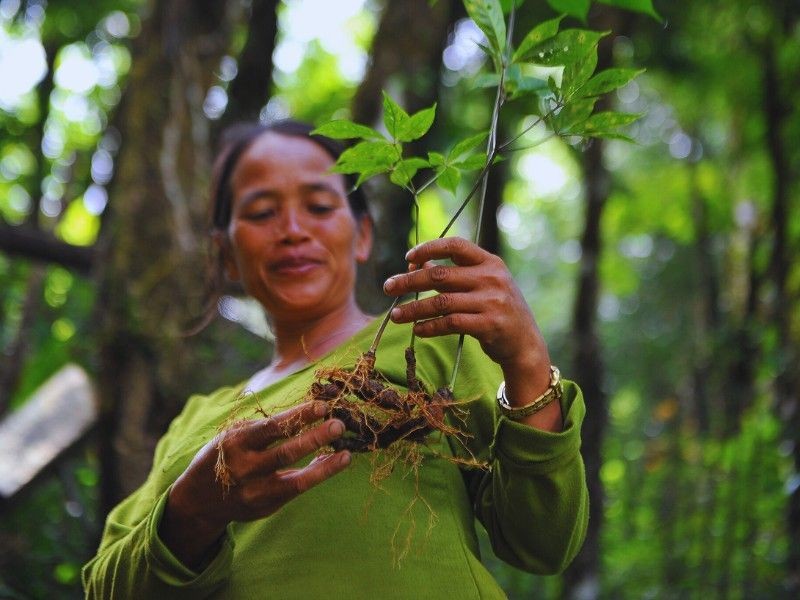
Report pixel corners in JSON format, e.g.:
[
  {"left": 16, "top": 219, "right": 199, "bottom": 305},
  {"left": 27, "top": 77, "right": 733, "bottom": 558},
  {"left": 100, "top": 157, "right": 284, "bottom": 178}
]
[{"left": 223, "top": 132, "right": 372, "bottom": 323}]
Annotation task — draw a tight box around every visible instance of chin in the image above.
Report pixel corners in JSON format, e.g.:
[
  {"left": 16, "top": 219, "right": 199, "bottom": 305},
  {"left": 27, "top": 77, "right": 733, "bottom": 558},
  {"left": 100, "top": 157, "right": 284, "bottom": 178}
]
[{"left": 266, "top": 291, "right": 338, "bottom": 319}]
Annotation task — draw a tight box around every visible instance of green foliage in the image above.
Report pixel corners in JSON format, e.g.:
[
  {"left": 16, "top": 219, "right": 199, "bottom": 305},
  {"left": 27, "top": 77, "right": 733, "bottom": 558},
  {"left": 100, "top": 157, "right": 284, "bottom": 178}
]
[
  {"left": 463, "top": 0, "right": 507, "bottom": 65},
  {"left": 599, "top": 0, "right": 661, "bottom": 20},
  {"left": 310, "top": 120, "right": 382, "bottom": 140},
  {"left": 382, "top": 92, "right": 436, "bottom": 142},
  {"left": 547, "top": 0, "right": 590, "bottom": 21},
  {"left": 511, "top": 16, "right": 564, "bottom": 64},
  {"left": 315, "top": 0, "right": 643, "bottom": 214},
  {"left": 3, "top": 0, "right": 799, "bottom": 598}
]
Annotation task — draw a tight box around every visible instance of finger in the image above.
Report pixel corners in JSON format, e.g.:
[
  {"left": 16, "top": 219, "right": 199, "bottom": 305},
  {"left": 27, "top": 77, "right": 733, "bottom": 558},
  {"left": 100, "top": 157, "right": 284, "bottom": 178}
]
[
  {"left": 384, "top": 263, "right": 478, "bottom": 296},
  {"left": 411, "top": 313, "right": 491, "bottom": 340},
  {"left": 407, "top": 260, "right": 435, "bottom": 272},
  {"left": 389, "top": 292, "right": 478, "bottom": 324},
  {"left": 259, "top": 419, "right": 346, "bottom": 473},
  {"left": 405, "top": 237, "right": 489, "bottom": 268},
  {"left": 239, "top": 401, "right": 327, "bottom": 449},
  {"left": 273, "top": 450, "right": 352, "bottom": 501}
]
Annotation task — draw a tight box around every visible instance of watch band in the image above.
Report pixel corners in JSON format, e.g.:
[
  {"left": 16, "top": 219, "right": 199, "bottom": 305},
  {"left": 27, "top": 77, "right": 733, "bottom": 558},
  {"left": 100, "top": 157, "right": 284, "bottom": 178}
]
[{"left": 496, "top": 365, "right": 562, "bottom": 420}]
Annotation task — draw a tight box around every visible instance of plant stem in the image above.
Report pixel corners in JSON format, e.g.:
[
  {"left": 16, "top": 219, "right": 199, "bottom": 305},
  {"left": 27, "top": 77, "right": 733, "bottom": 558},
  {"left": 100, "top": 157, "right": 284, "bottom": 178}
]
[
  {"left": 411, "top": 190, "right": 420, "bottom": 349},
  {"left": 496, "top": 101, "right": 564, "bottom": 153},
  {"left": 436, "top": 153, "right": 497, "bottom": 239},
  {"left": 369, "top": 296, "right": 401, "bottom": 354},
  {"left": 448, "top": 3, "right": 515, "bottom": 391}
]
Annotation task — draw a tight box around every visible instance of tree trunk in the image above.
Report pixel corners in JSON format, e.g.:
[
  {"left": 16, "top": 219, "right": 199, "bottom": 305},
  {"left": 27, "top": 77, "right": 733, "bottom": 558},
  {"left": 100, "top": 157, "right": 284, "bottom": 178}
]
[
  {"left": 214, "top": 0, "right": 280, "bottom": 138},
  {"left": 562, "top": 8, "right": 621, "bottom": 598},
  {"left": 93, "top": 0, "right": 266, "bottom": 514}
]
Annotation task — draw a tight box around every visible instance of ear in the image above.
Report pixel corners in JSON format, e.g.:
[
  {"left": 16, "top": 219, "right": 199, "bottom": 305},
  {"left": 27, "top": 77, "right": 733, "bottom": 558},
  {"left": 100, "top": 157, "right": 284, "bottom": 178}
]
[
  {"left": 354, "top": 214, "right": 373, "bottom": 264},
  {"left": 213, "top": 230, "right": 240, "bottom": 281}
]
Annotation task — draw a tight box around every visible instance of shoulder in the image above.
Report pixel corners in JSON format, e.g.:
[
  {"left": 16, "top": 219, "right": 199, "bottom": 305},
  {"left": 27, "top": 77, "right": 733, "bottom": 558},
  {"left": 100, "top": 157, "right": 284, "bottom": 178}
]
[{"left": 154, "top": 384, "right": 244, "bottom": 463}]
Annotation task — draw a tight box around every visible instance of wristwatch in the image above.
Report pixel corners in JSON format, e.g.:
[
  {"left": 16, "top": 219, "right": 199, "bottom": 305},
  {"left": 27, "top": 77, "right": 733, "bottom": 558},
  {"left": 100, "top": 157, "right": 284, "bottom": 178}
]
[{"left": 496, "top": 365, "right": 562, "bottom": 420}]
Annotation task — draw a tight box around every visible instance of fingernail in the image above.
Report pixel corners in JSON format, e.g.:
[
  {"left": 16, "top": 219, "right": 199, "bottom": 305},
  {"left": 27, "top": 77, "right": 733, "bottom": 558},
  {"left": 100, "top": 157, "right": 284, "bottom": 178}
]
[
  {"left": 390, "top": 307, "right": 401, "bottom": 321},
  {"left": 383, "top": 277, "right": 396, "bottom": 293},
  {"left": 329, "top": 420, "right": 344, "bottom": 436},
  {"left": 405, "top": 246, "right": 417, "bottom": 261},
  {"left": 313, "top": 402, "right": 327, "bottom": 417},
  {"left": 340, "top": 452, "right": 351, "bottom": 466}
]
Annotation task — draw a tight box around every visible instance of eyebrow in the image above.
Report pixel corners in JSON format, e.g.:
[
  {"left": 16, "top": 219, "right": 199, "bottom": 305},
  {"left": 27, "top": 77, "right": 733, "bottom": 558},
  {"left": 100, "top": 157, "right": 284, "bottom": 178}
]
[{"left": 238, "top": 182, "right": 344, "bottom": 208}]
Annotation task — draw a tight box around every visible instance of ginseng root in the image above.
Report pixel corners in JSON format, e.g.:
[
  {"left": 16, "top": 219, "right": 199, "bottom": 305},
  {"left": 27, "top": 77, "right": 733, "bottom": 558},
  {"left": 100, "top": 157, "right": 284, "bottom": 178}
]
[{"left": 308, "top": 348, "right": 466, "bottom": 453}]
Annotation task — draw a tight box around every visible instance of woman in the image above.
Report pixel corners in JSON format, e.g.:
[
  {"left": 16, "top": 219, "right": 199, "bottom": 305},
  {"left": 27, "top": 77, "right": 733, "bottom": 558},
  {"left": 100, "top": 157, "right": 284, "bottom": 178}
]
[{"left": 83, "top": 120, "right": 588, "bottom": 598}]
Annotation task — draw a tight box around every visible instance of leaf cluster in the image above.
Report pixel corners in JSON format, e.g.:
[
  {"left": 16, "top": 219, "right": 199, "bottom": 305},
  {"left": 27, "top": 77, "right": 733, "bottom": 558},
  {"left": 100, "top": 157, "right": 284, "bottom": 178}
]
[
  {"left": 312, "top": 93, "right": 488, "bottom": 195},
  {"left": 315, "top": 0, "right": 656, "bottom": 196}
]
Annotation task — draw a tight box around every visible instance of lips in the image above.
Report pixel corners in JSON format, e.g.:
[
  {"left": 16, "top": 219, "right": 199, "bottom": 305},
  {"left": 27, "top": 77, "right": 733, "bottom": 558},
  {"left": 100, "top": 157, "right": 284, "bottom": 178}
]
[{"left": 269, "top": 255, "right": 323, "bottom": 276}]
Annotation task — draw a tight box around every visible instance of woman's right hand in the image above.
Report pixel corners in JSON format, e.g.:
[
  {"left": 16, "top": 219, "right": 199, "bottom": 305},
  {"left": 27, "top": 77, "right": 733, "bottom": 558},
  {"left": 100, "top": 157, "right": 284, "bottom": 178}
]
[{"left": 158, "top": 401, "right": 350, "bottom": 570}]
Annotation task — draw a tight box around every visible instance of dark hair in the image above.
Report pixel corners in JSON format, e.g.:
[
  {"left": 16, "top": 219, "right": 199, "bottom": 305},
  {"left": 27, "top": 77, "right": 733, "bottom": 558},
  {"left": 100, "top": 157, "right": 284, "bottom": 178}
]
[
  {"left": 187, "top": 119, "right": 370, "bottom": 336},
  {"left": 210, "top": 119, "right": 369, "bottom": 234}
]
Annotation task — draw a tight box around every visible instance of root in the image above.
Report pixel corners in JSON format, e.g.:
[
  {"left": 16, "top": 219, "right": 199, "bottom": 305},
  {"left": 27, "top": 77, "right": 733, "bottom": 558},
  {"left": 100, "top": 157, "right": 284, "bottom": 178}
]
[
  {"left": 310, "top": 348, "right": 474, "bottom": 455},
  {"left": 212, "top": 346, "right": 489, "bottom": 561}
]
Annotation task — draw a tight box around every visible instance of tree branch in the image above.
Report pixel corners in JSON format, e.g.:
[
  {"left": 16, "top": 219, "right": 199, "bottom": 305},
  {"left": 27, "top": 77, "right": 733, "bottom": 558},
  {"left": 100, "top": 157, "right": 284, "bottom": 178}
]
[{"left": 0, "top": 224, "right": 94, "bottom": 274}]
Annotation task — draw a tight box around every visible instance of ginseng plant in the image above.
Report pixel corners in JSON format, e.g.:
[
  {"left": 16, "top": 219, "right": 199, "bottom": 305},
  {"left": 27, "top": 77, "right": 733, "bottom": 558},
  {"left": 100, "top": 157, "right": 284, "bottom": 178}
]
[{"left": 303, "top": 0, "right": 651, "bottom": 458}]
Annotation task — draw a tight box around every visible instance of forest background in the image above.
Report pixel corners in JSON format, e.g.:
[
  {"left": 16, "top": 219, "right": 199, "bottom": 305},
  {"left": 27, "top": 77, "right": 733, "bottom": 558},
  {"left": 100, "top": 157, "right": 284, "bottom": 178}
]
[{"left": 0, "top": 0, "right": 798, "bottom": 598}]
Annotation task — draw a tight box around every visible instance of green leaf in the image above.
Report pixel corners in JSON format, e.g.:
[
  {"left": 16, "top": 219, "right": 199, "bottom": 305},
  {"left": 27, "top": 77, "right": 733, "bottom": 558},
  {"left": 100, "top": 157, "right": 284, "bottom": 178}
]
[
  {"left": 551, "top": 97, "right": 598, "bottom": 133},
  {"left": 548, "top": 75, "right": 560, "bottom": 96},
  {"left": 499, "top": 0, "right": 526, "bottom": 13},
  {"left": 438, "top": 166, "right": 461, "bottom": 195},
  {"left": 589, "top": 131, "right": 636, "bottom": 142},
  {"left": 396, "top": 104, "right": 436, "bottom": 142},
  {"left": 474, "top": 72, "right": 501, "bottom": 88},
  {"left": 512, "top": 16, "right": 564, "bottom": 64},
  {"left": 463, "top": 0, "right": 506, "bottom": 60},
  {"left": 563, "top": 46, "right": 598, "bottom": 96},
  {"left": 516, "top": 28, "right": 605, "bottom": 67},
  {"left": 390, "top": 157, "right": 431, "bottom": 187},
  {"left": 580, "top": 111, "right": 642, "bottom": 134},
  {"left": 506, "top": 69, "right": 550, "bottom": 99},
  {"left": 546, "top": 0, "right": 590, "bottom": 21},
  {"left": 578, "top": 67, "right": 645, "bottom": 97},
  {"left": 427, "top": 151, "right": 446, "bottom": 166},
  {"left": 598, "top": 0, "right": 661, "bottom": 20},
  {"left": 453, "top": 154, "right": 487, "bottom": 171},
  {"left": 449, "top": 132, "right": 488, "bottom": 160},
  {"left": 311, "top": 120, "right": 383, "bottom": 140},
  {"left": 331, "top": 140, "right": 400, "bottom": 186},
  {"left": 382, "top": 92, "right": 410, "bottom": 140}
]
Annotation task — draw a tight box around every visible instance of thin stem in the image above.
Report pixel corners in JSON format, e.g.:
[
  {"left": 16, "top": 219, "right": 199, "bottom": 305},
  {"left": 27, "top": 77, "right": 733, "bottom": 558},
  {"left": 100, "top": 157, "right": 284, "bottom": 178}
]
[
  {"left": 448, "top": 3, "right": 515, "bottom": 391},
  {"left": 500, "top": 132, "right": 557, "bottom": 155},
  {"left": 417, "top": 173, "right": 439, "bottom": 194},
  {"left": 369, "top": 296, "right": 401, "bottom": 354},
  {"left": 411, "top": 191, "right": 420, "bottom": 349},
  {"left": 436, "top": 152, "right": 497, "bottom": 239},
  {"left": 448, "top": 340, "right": 465, "bottom": 391},
  {"left": 496, "top": 100, "right": 564, "bottom": 153}
]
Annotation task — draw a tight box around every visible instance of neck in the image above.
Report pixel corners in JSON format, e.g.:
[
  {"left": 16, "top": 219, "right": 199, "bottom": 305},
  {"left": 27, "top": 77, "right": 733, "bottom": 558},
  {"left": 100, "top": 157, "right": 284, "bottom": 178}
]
[{"left": 269, "top": 300, "right": 372, "bottom": 369}]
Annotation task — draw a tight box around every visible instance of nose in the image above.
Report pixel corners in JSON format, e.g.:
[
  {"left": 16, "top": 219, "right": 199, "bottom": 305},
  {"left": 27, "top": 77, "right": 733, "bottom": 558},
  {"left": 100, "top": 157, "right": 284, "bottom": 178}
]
[{"left": 278, "top": 205, "right": 309, "bottom": 244}]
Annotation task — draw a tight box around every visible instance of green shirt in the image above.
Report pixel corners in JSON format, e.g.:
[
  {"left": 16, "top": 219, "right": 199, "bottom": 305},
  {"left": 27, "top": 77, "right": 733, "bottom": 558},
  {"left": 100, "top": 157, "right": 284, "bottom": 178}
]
[{"left": 83, "top": 316, "right": 588, "bottom": 599}]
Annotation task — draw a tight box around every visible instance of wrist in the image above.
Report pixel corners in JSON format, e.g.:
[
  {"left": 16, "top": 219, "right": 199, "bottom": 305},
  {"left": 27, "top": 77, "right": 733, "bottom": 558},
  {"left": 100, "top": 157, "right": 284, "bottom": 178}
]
[
  {"left": 160, "top": 483, "right": 227, "bottom": 570},
  {"left": 501, "top": 353, "right": 551, "bottom": 406}
]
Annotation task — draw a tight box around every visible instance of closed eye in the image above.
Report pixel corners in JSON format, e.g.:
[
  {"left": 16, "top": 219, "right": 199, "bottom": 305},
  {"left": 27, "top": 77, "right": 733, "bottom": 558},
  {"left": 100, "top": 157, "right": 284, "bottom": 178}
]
[
  {"left": 307, "top": 204, "right": 335, "bottom": 216},
  {"left": 242, "top": 207, "right": 276, "bottom": 221}
]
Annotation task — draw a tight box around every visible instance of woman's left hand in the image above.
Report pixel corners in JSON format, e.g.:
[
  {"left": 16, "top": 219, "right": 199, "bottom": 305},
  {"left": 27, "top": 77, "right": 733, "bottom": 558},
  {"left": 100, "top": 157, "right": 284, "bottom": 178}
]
[
  {"left": 383, "top": 237, "right": 548, "bottom": 376},
  {"left": 383, "top": 237, "right": 562, "bottom": 431}
]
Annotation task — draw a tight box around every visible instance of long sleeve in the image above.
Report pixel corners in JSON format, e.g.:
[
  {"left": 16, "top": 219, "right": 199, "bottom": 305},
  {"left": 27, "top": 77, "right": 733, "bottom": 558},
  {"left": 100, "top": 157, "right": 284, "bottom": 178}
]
[
  {"left": 82, "top": 391, "right": 237, "bottom": 599},
  {"left": 421, "top": 334, "right": 589, "bottom": 575},
  {"left": 467, "top": 382, "right": 588, "bottom": 573}
]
